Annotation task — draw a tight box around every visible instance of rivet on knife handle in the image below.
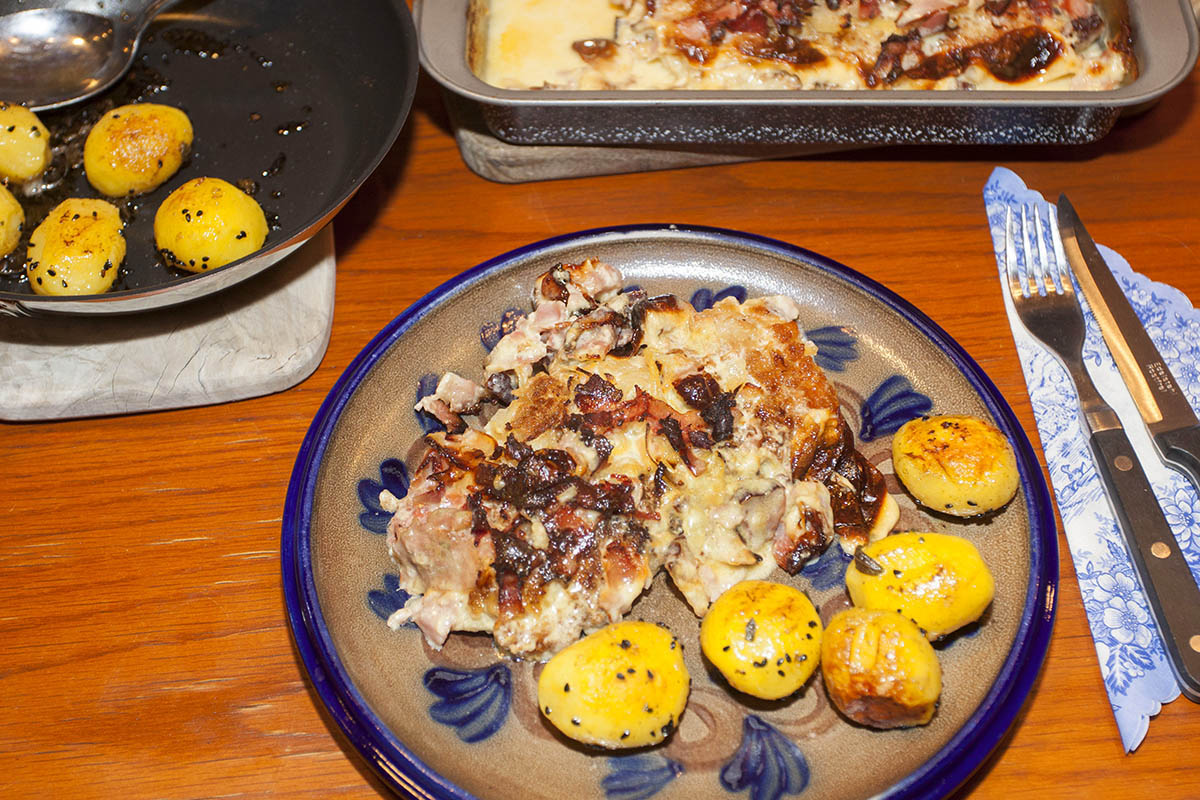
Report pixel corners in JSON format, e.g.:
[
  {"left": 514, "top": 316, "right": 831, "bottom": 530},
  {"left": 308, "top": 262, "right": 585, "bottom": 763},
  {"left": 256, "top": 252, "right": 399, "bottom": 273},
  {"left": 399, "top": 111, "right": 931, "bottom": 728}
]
[{"left": 1090, "top": 427, "right": 1200, "bottom": 702}]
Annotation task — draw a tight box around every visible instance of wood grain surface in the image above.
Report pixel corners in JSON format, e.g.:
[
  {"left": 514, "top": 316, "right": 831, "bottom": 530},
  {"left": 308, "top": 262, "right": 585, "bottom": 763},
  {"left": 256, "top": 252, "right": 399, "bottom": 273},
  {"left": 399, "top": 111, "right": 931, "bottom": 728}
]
[{"left": 3, "top": 57, "right": 1200, "bottom": 800}]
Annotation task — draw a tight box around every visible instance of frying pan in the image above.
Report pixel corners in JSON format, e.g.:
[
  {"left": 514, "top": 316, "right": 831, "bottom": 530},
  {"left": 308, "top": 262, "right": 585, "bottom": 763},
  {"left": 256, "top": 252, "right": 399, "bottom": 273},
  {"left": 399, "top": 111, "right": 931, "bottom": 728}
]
[{"left": 0, "top": 0, "right": 417, "bottom": 315}]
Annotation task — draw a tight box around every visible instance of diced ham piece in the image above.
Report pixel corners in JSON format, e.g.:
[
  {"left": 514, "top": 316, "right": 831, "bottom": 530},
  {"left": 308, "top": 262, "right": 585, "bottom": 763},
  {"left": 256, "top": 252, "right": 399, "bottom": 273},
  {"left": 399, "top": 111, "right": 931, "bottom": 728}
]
[
  {"left": 896, "top": 0, "right": 961, "bottom": 28},
  {"left": 484, "top": 300, "right": 569, "bottom": 374},
  {"left": 675, "top": 15, "right": 709, "bottom": 40},
  {"left": 414, "top": 372, "right": 491, "bottom": 429},
  {"left": 1064, "top": 0, "right": 1093, "bottom": 18},
  {"left": 917, "top": 9, "right": 950, "bottom": 35}
]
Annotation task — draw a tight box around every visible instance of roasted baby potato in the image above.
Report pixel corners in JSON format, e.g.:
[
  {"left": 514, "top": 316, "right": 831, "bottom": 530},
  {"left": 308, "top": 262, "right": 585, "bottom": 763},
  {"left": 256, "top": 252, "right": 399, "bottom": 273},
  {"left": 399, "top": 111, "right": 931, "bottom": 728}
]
[
  {"left": 153, "top": 177, "right": 267, "bottom": 272},
  {"left": 0, "top": 101, "right": 51, "bottom": 182},
  {"left": 537, "top": 620, "right": 689, "bottom": 749},
  {"left": 700, "top": 580, "right": 822, "bottom": 699},
  {"left": 821, "top": 607, "right": 941, "bottom": 729},
  {"left": 846, "top": 532, "right": 994, "bottom": 640},
  {"left": 0, "top": 183, "right": 23, "bottom": 257},
  {"left": 84, "top": 103, "right": 194, "bottom": 197},
  {"left": 892, "top": 414, "right": 1019, "bottom": 517},
  {"left": 27, "top": 198, "right": 125, "bottom": 296}
]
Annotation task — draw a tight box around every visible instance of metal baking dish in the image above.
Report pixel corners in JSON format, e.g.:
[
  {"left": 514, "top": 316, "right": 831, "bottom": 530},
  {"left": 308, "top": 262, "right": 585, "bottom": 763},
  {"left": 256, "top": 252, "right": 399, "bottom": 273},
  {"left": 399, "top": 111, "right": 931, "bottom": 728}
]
[{"left": 415, "top": 0, "right": 1198, "bottom": 147}]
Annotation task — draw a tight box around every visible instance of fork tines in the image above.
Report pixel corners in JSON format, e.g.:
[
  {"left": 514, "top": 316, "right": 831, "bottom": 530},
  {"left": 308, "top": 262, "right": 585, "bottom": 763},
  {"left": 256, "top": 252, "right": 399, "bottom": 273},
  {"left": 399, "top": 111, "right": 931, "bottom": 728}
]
[{"left": 1005, "top": 203, "right": 1074, "bottom": 299}]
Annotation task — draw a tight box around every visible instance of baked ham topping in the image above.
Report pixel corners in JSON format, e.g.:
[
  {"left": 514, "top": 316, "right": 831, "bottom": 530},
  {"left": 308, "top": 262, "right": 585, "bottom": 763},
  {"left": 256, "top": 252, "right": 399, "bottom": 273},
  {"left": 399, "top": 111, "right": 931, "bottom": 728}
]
[{"left": 383, "top": 260, "right": 892, "bottom": 659}]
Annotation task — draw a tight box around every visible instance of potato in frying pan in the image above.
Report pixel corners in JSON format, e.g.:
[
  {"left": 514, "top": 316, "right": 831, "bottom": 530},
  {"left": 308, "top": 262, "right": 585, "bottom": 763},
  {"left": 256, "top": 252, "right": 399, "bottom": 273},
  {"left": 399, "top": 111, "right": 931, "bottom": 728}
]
[
  {"left": 84, "top": 103, "right": 194, "bottom": 197},
  {"left": 27, "top": 198, "right": 126, "bottom": 296},
  {"left": 0, "top": 183, "right": 24, "bottom": 257},
  {"left": 0, "top": 101, "right": 51, "bottom": 183},
  {"left": 154, "top": 177, "right": 267, "bottom": 272},
  {"left": 892, "top": 414, "right": 1019, "bottom": 517}
]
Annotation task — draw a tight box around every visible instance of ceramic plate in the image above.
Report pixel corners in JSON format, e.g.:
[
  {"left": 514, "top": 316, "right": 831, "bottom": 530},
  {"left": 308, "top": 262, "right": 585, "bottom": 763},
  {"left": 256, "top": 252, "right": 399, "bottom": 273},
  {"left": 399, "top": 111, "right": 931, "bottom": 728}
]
[{"left": 282, "top": 225, "right": 1056, "bottom": 800}]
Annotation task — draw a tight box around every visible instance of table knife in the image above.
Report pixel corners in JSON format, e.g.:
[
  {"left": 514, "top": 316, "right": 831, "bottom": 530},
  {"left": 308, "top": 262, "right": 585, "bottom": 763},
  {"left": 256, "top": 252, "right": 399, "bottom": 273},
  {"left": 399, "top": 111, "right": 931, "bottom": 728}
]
[{"left": 1057, "top": 194, "right": 1200, "bottom": 702}]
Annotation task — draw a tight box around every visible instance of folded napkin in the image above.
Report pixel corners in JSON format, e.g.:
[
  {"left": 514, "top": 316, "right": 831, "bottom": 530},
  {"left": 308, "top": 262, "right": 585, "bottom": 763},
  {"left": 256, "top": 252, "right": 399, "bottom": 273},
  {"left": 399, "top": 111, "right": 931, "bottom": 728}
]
[{"left": 983, "top": 167, "right": 1200, "bottom": 752}]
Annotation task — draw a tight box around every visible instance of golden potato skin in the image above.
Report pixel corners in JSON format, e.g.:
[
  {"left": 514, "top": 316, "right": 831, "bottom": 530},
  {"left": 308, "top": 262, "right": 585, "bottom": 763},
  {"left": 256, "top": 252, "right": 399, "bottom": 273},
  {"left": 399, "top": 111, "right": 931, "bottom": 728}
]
[
  {"left": 537, "top": 621, "right": 689, "bottom": 749},
  {"left": 0, "top": 183, "right": 23, "bottom": 257},
  {"left": 84, "top": 103, "right": 194, "bottom": 197},
  {"left": 821, "top": 608, "right": 941, "bottom": 729},
  {"left": 846, "top": 532, "right": 995, "bottom": 640},
  {"left": 154, "top": 177, "right": 267, "bottom": 272},
  {"left": 0, "top": 101, "right": 51, "bottom": 182},
  {"left": 700, "top": 581, "right": 822, "bottom": 699},
  {"left": 892, "top": 414, "right": 1019, "bottom": 517},
  {"left": 27, "top": 199, "right": 126, "bottom": 296}
]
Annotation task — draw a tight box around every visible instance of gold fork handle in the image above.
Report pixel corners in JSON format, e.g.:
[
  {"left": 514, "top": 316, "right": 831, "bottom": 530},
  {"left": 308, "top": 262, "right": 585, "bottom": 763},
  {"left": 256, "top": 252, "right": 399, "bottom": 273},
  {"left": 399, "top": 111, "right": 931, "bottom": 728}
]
[{"left": 1091, "top": 426, "right": 1200, "bottom": 702}]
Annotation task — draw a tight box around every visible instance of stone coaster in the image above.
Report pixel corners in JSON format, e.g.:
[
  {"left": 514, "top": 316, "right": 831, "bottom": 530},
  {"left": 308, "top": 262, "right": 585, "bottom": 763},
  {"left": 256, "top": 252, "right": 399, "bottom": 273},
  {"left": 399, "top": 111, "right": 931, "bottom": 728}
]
[{"left": 0, "top": 225, "right": 335, "bottom": 421}]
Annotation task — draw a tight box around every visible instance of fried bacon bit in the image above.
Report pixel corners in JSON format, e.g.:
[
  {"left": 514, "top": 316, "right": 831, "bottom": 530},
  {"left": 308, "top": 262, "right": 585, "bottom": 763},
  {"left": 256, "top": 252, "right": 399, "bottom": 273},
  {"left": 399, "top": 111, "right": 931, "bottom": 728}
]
[
  {"left": 611, "top": 294, "right": 679, "bottom": 357},
  {"left": 1070, "top": 14, "right": 1103, "bottom": 48},
  {"left": 738, "top": 35, "right": 825, "bottom": 66},
  {"left": 574, "top": 372, "right": 624, "bottom": 412},
  {"left": 565, "top": 414, "right": 615, "bottom": 464},
  {"left": 486, "top": 372, "right": 516, "bottom": 406},
  {"left": 774, "top": 507, "right": 828, "bottom": 574},
  {"left": 803, "top": 416, "right": 887, "bottom": 548},
  {"left": 983, "top": 0, "right": 1012, "bottom": 14},
  {"left": 866, "top": 32, "right": 922, "bottom": 86},
  {"left": 673, "top": 372, "right": 736, "bottom": 442},
  {"left": 976, "top": 27, "right": 1063, "bottom": 82},
  {"left": 870, "top": 26, "right": 1063, "bottom": 85},
  {"left": 727, "top": 8, "right": 769, "bottom": 35},
  {"left": 572, "top": 38, "right": 617, "bottom": 61}
]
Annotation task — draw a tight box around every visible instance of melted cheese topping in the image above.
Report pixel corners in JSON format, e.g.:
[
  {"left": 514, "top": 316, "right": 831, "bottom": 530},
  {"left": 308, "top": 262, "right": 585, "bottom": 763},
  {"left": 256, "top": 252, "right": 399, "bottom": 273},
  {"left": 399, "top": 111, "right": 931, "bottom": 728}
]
[{"left": 479, "top": 0, "right": 1134, "bottom": 91}]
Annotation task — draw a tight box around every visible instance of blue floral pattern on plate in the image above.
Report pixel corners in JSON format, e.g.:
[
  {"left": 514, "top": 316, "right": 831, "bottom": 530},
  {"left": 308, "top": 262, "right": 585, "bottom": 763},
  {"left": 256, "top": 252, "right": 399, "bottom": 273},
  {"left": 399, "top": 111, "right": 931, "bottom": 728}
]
[
  {"left": 356, "top": 458, "right": 410, "bottom": 534},
  {"left": 480, "top": 308, "right": 525, "bottom": 352},
  {"left": 423, "top": 665, "right": 512, "bottom": 744},
  {"left": 603, "top": 754, "right": 684, "bottom": 800},
  {"left": 858, "top": 375, "right": 933, "bottom": 442},
  {"left": 414, "top": 373, "right": 445, "bottom": 433},
  {"left": 985, "top": 167, "right": 1200, "bottom": 751},
  {"left": 804, "top": 326, "right": 858, "bottom": 373},
  {"left": 367, "top": 573, "right": 413, "bottom": 622},
  {"left": 690, "top": 285, "right": 748, "bottom": 311},
  {"left": 798, "top": 544, "right": 850, "bottom": 591},
  {"left": 720, "top": 715, "right": 810, "bottom": 800}
]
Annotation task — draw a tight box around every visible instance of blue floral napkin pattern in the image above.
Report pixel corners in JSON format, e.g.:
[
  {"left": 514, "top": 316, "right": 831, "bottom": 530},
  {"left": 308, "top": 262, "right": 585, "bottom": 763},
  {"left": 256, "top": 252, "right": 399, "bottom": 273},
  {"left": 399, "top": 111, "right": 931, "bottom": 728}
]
[{"left": 983, "top": 167, "right": 1200, "bottom": 752}]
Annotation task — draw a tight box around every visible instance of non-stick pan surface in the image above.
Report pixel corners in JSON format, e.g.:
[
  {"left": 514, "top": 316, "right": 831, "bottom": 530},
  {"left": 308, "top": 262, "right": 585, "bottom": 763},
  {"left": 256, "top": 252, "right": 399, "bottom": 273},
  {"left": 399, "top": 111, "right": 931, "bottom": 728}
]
[{"left": 0, "top": 0, "right": 417, "bottom": 315}]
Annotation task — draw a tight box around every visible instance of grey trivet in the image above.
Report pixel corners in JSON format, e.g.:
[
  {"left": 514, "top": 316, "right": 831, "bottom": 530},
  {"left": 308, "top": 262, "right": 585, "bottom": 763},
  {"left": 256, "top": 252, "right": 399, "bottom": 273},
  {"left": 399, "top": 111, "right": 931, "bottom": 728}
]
[{"left": 0, "top": 225, "right": 335, "bottom": 421}]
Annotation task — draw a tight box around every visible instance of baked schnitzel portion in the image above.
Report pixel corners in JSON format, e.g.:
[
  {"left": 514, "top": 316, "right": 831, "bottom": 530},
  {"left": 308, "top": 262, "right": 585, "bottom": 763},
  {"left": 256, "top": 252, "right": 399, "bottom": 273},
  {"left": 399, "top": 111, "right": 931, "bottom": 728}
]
[{"left": 382, "top": 259, "right": 896, "bottom": 659}]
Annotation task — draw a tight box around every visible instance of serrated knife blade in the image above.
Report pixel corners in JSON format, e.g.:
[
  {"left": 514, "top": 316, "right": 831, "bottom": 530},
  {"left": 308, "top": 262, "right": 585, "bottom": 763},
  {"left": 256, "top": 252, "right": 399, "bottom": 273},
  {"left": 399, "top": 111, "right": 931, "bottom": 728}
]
[{"left": 1056, "top": 195, "right": 1200, "bottom": 498}]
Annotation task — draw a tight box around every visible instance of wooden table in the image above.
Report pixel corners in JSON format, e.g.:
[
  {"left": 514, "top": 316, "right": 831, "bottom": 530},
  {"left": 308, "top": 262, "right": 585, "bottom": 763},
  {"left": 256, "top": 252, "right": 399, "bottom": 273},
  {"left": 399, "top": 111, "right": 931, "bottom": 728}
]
[{"left": 4, "top": 60, "right": 1200, "bottom": 798}]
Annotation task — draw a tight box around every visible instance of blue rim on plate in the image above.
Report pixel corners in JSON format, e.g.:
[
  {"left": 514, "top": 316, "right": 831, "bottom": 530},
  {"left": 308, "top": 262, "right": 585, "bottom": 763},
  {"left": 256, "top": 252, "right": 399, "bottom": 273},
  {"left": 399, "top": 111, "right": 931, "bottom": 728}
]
[{"left": 281, "top": 223, "right": 1057, "bottom": 800}]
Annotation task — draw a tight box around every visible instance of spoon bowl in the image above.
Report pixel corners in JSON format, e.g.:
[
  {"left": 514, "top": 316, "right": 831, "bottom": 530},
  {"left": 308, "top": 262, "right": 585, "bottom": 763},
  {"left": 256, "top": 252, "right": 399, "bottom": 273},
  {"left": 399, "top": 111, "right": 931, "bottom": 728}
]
[{"left": 0, "top": 2, "right": 179, "bottom": 112}]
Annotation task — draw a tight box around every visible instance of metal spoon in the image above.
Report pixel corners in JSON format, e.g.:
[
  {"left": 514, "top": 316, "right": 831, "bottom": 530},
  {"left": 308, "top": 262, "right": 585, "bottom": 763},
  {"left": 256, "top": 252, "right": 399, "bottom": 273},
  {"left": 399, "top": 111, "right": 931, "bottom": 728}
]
[{"left": 0, "top": 1, "right": 182, "bottom": 112}]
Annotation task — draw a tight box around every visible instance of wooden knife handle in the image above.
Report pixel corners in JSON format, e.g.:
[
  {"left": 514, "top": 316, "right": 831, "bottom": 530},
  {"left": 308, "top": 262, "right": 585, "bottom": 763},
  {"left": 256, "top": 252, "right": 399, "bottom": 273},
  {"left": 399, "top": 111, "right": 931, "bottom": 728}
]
[
  {"left": 1091, "top": 427, "right": 1200, "bottom": 702},
  {"left": 1155, "top": 424, "right": 1200, "bottom": 499}
]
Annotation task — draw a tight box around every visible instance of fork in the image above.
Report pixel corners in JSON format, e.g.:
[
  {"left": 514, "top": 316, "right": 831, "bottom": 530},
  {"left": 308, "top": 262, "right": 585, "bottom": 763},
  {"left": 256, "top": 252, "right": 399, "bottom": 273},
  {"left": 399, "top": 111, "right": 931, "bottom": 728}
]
[{"left": 1007, "top": 204, "right": 1200, "bottom": 701}]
